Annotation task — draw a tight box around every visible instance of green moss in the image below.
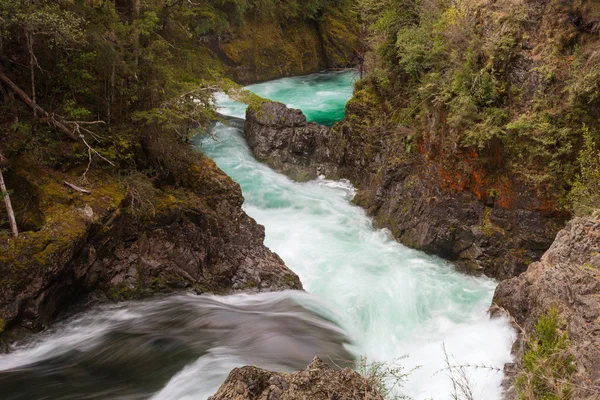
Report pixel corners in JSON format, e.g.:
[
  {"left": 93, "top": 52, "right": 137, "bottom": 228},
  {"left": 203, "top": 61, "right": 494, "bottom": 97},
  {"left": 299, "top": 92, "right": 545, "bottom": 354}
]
[
  {"left": 481, "top": 208, "right": 494, "bottom": 237},
  {"left": 244, "top": 281, "right": 257, "bottom": 289},
  {"left": 106, "top": 284, "right": 139, "bottom": 301},
  {"left": 0, "top": 158, "right": 127, "bottom": 293},
  {"left": 0, "top": 318, "right": 5, "bottom": 334},
  {"left": 221, "top": 18, "right": 325, "bottom": 83}
]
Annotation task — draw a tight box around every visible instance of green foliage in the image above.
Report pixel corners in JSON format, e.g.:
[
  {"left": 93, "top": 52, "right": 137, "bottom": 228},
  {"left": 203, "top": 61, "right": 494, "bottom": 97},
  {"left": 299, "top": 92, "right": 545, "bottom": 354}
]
[
  {"left": 0, "top": 0, "right": 85, "bottom": 46},
  {"left": 516, "top": 307, "right": 576, "bottom": 400},
  {"left": 568, "top": 125, "right": 600, "bottom": 215},
  {"left": 354, "top": 0, "right": 598, "bottom": 205},
  {"left": 0, "top": 318, "right": 5, "bottom": 334},
  {"left": 357, "top": 356, "right": 415, "bottom": 400},
  {"left": 0, "top": 0, "right": 351, "bottom": 153}
]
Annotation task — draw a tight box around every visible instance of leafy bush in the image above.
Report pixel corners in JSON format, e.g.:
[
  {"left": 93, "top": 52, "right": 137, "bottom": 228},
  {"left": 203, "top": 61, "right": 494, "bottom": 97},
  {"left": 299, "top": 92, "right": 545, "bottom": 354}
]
[
  {"left": 516, "top": 308, "right": 576, "bottom": 400},
  {"left": 568, "top": 125, "right": 600, "bottom": 215},
  {"left": 353, "top": 0, "right": 600, "bottom": 207}
]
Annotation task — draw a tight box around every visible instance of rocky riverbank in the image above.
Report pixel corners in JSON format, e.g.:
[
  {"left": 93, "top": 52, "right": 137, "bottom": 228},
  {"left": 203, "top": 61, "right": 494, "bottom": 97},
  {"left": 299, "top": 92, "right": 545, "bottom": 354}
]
[
  {"left": 493, "top": 214, "right": 600, "bottom": 398},
  {"left": 0, "top": 130, "right": 301, "bottom": 347},
  {"left": 244, "top": 100, "right": 564, "bottom": 280}
]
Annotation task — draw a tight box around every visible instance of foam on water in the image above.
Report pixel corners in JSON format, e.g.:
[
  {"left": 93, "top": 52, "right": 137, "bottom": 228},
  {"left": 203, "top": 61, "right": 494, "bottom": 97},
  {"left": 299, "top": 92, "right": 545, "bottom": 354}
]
[
  {"left": 215, "top": 71, "right": 357, "bottom": 125},
  {"left": 197, "top": 71, "right": 516, "bottom": 399},
  {"left": 0, "top": 71, "right": 515, "bottom": 400}
]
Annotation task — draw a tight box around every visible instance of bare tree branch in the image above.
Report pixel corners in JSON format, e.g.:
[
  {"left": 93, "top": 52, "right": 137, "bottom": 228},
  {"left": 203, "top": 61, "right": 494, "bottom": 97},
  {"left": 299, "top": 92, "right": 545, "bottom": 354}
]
[{"left": 64, "top": 181, "right": 91, "bottom": 194}]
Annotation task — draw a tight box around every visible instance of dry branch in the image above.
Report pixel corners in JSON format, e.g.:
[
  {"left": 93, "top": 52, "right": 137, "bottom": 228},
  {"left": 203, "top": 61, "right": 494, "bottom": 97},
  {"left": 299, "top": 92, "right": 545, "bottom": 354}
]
[
  {"left": 64, "top": 181, "right": 91, "bottom": 194},
  {"left": 0, "top": 69, "right": 115, "bottom": 180},
  {"left": 0, "top": 68, "right": 78, "bottom": 140}
]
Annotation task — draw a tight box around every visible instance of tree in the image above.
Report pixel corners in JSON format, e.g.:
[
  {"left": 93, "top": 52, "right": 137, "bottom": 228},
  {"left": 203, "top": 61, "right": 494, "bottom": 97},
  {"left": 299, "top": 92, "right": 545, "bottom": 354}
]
[
  {"left": 569, "top": 125, "right": 600, "bottom": 215},
  {"left": 0, "top": 152, "right": 17, "bottom": 238},
  {"left": 0, "top": 0, "right": 84, "bottom": 125}
]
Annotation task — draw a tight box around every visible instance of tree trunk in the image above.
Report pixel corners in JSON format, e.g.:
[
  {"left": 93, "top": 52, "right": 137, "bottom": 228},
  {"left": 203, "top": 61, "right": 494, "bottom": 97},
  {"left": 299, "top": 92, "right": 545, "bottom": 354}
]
[
  {"left": 131, "top": 0, "right": 141, "bottom": 71},
  {"left": 26, "top": 30, "right": 36, "bottom": 120},
  {"left": 0, "top": 167, "right": 18, "bottom": 238},
  {"left": 0, "top": 69, "right": 79, "bottom": 140}
]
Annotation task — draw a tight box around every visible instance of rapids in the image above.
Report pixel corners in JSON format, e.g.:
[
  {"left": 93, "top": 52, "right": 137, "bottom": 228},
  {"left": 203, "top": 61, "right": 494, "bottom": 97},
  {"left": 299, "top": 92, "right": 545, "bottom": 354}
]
[{"left": 0, "top": 71, "right": 514, "bottom": 400}]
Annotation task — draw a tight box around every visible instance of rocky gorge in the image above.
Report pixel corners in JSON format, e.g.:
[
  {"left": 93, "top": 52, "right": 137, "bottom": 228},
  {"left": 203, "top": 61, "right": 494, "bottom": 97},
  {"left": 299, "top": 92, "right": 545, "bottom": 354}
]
[
  {"left": 244, "top": 100, "right": 562, "bottom": 281},
  {"left": 0, "top": 0, "right": 599, "bottom": 398},
  {"left": 0, "top": 0, "right": 357, "bottom": 344},
  {"left": 240, "top": 95, "right": 600, "bottom": 396}
]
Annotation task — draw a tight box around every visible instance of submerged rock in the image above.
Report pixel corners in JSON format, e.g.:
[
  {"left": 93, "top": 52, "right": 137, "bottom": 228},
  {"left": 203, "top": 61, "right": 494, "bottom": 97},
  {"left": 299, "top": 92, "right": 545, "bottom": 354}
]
[
  {"left": 209, "top": 357, "right": 384, "bottom": 400},
  {"left": 493, "top": 214, "right": 600, "bottom": 398}
]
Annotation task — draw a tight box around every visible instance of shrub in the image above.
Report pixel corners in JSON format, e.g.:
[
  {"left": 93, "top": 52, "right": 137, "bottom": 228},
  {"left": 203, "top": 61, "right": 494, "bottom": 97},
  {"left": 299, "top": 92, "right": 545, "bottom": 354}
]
[
  {"left": 516, "top": 307, "right": 576, "bottom": 400},
  {"left": 568, "top": 124, "right": 600, "bottom": 215}
]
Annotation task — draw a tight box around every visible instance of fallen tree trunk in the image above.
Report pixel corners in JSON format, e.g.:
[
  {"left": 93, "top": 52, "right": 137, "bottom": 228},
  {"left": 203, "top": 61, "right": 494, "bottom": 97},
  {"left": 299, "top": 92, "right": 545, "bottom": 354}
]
[
  {"left": 64, "top": 181, "right": 91, "bottom": 194},
  {"left": 0, "top": 69, "right": 78, "bottom": 140}
]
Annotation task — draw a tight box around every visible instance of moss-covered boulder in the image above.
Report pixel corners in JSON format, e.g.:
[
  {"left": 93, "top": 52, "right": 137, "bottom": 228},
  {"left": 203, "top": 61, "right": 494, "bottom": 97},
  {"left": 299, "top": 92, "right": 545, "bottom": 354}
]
[{"left": 0, "top": 138, "right": 301, "bottom": 341}]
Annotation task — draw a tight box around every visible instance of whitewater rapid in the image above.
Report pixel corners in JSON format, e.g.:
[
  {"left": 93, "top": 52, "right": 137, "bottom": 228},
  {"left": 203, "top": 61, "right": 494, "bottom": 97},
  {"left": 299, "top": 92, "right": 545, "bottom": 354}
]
[
  {"left": 0, "top": 71, "right": 515, "bottom": 400},
  {"left": 200, "top": 71, "right": 516, "bottom": 399}
]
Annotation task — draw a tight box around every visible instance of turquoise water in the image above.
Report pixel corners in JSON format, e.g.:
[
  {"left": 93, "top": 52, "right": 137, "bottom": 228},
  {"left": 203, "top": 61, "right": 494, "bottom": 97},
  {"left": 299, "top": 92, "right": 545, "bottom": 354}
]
[
  {"left": 216, "top": 71, "right": 357, "bottom": 125},
  {"left": 0, "top": 72, "right": 515, "bottom": 400},
  {"left": 199, "top": 72, "right": 515, "bottom": 399}
]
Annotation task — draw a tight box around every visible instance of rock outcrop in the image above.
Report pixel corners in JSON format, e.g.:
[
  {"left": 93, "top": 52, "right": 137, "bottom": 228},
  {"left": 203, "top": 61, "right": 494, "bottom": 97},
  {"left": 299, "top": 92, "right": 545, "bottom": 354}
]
[
  {"left": 209, "top": 357, "right": 384, "bottom": 400},
  {"left": 493, "top": 214, "right": 600, "bottom": 398},
  {"left": 245, "top": 102, "right": 333, "bottom": 181},
  {"left": 0, "top": 136, "right": 301, "bottom": 343},
  {"left": 244, "top": 100, "right": 563, "bottom": 280}
]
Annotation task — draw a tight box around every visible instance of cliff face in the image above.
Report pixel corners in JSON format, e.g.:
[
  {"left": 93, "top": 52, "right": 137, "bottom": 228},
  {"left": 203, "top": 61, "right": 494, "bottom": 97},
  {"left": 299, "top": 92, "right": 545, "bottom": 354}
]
[
  {"left": 493, "top": 214, "right": 600, "bottom": 398},
  {"left": 244, "top": 100, "right": 562, "bottom": 279},
  {"left": 209, "top": 357, "right": 384, "bottom": 400},
  {"left": 0, "top": 131, "right": 301, "bottom": 343},
  {"left": 216, "top": 9, "right": 358, "bottom": 84},
  {"left": 241, "top": 0, "right": 600, "bottom": 279}
]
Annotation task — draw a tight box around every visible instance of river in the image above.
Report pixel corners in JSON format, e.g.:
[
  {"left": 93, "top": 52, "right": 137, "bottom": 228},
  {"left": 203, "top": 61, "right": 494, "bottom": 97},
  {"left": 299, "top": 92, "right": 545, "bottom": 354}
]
[{"left": 0, "top": 71, "right": 514, "bottom": 400}]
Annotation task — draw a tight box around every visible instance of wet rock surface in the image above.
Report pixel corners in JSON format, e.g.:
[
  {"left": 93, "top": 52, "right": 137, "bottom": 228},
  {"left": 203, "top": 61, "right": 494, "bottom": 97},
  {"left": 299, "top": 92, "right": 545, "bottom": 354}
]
[
  {"left": 0, "top": 150, "right": 301, "bottom": 344},
  {"left": 244, "top": 101, "right": 563, "bottom": 279},
  {"left": 209, "top": 357, "right": 383, "bottom": 400},
  {"left": 494, "top": 215, "right": 600, "bottom": 398},
  {"left": 245, "top": 102, "right": 333, "bottom": 182}
]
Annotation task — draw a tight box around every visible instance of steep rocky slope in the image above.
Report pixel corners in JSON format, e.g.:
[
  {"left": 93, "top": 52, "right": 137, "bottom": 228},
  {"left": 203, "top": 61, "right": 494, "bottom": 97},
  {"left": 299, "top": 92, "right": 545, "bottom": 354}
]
[
  {"left": 0, "top": 132, "right": 301, "bottom": 344},
  {"left": 493, "top": 214, "right": 600, "bottom": 398},
  {"left": 217, "top": 8, "right": 358, "bottom": 84},
  {"left": 244, "top": 100, "right": 562, "bottom": 279},
  {"left": 209, "top": 357, "right": 383, "bottom": 400},
  {"left": 242, "top": 0, "right": 600, "bottom": 280}
]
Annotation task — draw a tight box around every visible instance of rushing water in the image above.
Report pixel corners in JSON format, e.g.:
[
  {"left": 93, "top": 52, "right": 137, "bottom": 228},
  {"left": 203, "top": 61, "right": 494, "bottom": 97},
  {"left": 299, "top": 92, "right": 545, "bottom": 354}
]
[
  {"left": 0, "top": 71, "right": 514, "bottom": 400},
  {"left": 202, "top": 71, "right": 515, "bottom": 398}
]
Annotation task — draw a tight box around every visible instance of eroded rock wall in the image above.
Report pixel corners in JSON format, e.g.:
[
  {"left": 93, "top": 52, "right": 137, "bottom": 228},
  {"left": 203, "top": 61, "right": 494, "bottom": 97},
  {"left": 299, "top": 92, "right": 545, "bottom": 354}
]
[
  {"left": 493, "top": 215, "right": 600, "bottom": 398},
  {"left": 0, "top": 138, "right": 300, "bottom": 344},
  {"left": 216, "top": 9, "right": 359, "bottom": 84},
  {"left": 243, "top": 100, "right": 563, "bottom": 279}
]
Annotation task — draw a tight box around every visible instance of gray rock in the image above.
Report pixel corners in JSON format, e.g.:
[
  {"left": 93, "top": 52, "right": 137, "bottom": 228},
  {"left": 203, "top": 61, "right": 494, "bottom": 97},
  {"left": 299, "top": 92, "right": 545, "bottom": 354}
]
[
  {"left": 493, "top": 214, "right": 600, "bottom": 399},
  {"left": 209, "top": 357, "right": 384, "bottom": 400}
]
